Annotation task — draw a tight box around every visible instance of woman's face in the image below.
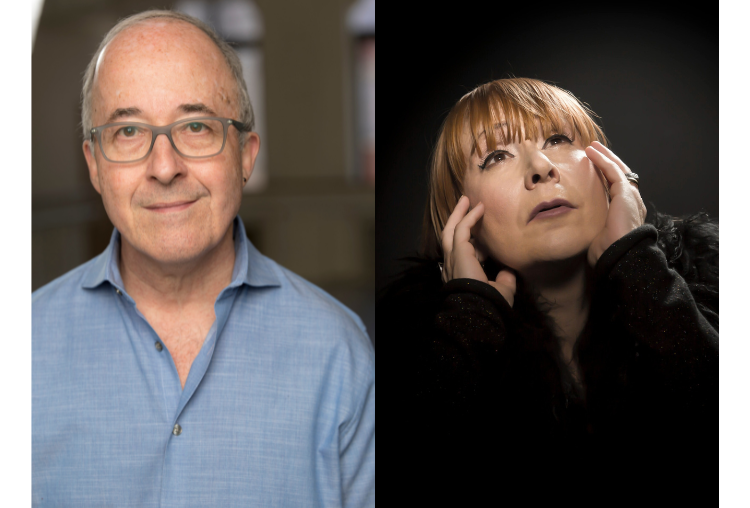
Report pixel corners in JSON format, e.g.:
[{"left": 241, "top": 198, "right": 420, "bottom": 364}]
[{"left": 461, "top": 118, "right": 609, "bottom": 274}]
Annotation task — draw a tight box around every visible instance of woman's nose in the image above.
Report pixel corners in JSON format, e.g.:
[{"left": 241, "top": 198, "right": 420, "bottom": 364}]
[{"left": 524, "top": 150, "right": 560, "bottom": 189}]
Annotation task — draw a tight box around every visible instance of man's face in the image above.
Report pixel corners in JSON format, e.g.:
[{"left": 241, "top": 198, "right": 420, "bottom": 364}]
[{"left": 84, "top": 20, "right": 259, "bottom": 266}]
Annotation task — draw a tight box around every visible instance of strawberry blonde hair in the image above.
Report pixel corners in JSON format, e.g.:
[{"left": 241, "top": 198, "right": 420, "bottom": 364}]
[{"left": 423, "top": 77, "right": 609, "bottom": 258}]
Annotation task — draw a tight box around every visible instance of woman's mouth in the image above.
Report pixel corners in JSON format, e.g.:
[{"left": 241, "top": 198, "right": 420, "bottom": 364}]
[{"left": 528, "top": 199, "right": 576, "bottom": 222}]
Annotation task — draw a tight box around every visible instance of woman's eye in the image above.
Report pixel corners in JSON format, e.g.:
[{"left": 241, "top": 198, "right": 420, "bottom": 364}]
[
  {"left": 545, "top": 134, "right": 572, "bottom": 147},
  {"left": 480, "top": 150, "right": 512, "bottom": 170}
]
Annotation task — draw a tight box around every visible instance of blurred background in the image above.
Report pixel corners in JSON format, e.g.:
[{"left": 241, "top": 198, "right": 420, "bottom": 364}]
[
  {"left": 32, "top": 0, "right": 375, "bottom": 343},
  {"left": 377, "top": 6, "right": 717, "bottom": 295}
]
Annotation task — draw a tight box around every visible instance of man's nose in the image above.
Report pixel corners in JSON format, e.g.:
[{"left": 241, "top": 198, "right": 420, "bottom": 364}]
[{"left": 146, "top": 132, "right": 184, "bottom": 184}]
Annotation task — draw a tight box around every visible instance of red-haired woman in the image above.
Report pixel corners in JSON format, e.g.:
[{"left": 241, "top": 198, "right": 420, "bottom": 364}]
[{"left": 381, "top": 78, "right": 717, "bottom": 499}]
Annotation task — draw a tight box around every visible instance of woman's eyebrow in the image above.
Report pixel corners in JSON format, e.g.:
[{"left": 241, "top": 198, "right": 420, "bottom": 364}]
[{"left": 471, "top": 122, "right": 508, "bottom": 156}]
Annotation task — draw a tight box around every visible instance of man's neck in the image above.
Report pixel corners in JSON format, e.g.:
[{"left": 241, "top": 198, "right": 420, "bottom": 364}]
[{"left": 119, "top": 225, "right": 236, "bottom": 311}]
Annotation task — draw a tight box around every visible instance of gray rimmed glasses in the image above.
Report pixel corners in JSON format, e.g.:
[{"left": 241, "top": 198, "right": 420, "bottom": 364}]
[{"left": 89, "top": 117, "right": 249, "bottom": 163}]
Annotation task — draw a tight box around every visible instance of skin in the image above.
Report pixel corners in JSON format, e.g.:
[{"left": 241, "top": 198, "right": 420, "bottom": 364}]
[
  {"left": 441, "top": 118, "right": 645, "bottom": 381},
  {"left": 83, "top": 20, "right": 261, "bottom": 388}
]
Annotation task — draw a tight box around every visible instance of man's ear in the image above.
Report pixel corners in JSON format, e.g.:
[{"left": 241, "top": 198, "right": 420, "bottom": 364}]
[
  {"left": 241, "top": 132, "right": 260, "bottom": 185},
  {"left": 83, "top": 140, "right": 102, "bottom": 195}
]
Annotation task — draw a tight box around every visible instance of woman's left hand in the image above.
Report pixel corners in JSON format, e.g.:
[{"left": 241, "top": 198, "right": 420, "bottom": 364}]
[{"left": 585, "top": 141, "right": 647, "bottom": 267}]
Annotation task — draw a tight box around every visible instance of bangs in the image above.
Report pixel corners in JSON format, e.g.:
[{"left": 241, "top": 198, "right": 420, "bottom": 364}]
[
  {"left": 425, "top": 78, "right": 609, "bottom": 258},
  {"left": 444, "top": 79, "right": 607, "bottom": 175}
]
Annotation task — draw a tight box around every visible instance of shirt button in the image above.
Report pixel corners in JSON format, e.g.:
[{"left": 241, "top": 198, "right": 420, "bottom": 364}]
[
  {"left": 155, "top": 341, "right": 163, "bottom": 352},
  {"left": 173, "top": 423, "right": 182, "bottom": 436},
  {"left": 115, "top": 288, "right": 122, "bottom": 296}
]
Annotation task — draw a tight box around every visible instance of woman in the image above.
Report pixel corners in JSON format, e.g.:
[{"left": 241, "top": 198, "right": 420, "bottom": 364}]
[{"left": 381, "top": 78, "right": 717, "bottom": 496}]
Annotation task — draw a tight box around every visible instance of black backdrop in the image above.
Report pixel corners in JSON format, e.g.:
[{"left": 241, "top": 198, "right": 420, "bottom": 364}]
[{"left": 377, "top": 7, "right": 717, "bottom": 293}]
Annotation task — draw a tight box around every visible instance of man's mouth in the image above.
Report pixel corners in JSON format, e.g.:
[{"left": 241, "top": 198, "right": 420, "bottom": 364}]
[{"left": 144, "top": 199, "right": 198, "bottom": 212}]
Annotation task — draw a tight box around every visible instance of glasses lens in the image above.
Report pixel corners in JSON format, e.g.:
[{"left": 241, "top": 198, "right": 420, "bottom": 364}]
[
  {"left": 99, "top": 124, "right": 153, "bottom": 162},
  {"left": 172, "top": 119, "right": 226, "bottom": 157}
]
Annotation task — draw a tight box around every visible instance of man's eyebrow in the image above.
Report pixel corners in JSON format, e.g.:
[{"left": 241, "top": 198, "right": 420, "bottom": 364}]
[
  {"left": 106, "top": 107, "right": 143, "bottom": 124},
  {"left": 103, "top": 104, "right": 218, "bottom": 126},
  {"left": 178, "top": 103, "right": 217, "bottom": 116}
]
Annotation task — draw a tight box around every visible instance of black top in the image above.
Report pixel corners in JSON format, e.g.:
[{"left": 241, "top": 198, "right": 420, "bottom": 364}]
[{"left": 380, "top": 211, "right": 718, "bottom": 501}]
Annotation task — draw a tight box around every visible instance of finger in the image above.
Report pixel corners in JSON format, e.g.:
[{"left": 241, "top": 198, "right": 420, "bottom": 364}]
[
  {"left": 469, "top": 238, "right": 487, "bottom": 263},
  {"left": 494, "top": 269, "right": 516, "bottom": 294},
  {"left": 441, "top": 195, "right": 471, "bottom": 254},
  {"left": 585, "top": 146, "right": 628, "bottom": 187},
  {"left": 453, "top": 201, "right": 485, "bottom": 247},
  {"left": 590, "top": 142, "right": 642, "bottom": 195},
  {"left": 590, "top": 141, "right": 632, "bottom": 174},
  {"left": 488, "top": 282, "right": 515, "bottom": 308},
  {"left": 489, "top": 269, "right": 516, "bottom": 308}
]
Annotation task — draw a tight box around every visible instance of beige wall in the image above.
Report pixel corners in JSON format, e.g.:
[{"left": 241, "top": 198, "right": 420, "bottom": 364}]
[{"left": 32, "top": 0, "right": 374, "bottom": 339}]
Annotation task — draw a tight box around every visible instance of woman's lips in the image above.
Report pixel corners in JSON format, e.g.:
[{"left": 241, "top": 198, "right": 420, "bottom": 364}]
[
  {"left": 528, "top": 199, "right": 576, "bottom": 222},
  {"left": 530, "top": 205, "right": 574, "bottom": 221}
]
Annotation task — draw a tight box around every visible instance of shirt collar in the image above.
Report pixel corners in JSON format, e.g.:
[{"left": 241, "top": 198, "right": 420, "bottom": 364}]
[{"left": 81, "top": 216, "right": 281, "bottom": 291}]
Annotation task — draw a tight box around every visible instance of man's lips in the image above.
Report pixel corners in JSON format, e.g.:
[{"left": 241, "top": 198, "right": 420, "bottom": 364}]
[
  {"left": 143, "top": 199, "right": 198, "bottom": 212},
  {"left": 528, "top": 198, "right": 576, "bottom": 223}
]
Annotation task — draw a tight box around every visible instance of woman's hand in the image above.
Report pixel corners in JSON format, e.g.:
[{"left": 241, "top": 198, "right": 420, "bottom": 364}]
[
  {"left": 441, "top": 195, "right": 517, "bottom": 307},
  {"left": 585, "top": 141, "right": 647, "bottom": 267}
]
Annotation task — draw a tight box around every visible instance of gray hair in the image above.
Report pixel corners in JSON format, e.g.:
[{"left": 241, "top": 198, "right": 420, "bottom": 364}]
[{"left": 81, "top": 9, "right": 254, "bottom": 144}]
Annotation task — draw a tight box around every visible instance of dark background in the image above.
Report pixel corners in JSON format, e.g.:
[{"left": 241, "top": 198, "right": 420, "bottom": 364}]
[{"left": 377, "top": 7, "right": 717, "bottom": 294}]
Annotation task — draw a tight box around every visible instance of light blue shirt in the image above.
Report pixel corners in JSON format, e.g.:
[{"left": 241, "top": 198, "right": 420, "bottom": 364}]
[{"left": 32, "top": 217, "right": 375, "bottom": 507}]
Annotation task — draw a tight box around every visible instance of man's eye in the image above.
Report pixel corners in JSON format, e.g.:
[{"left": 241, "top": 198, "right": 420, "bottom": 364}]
[
  {"left": 187, "top": 122, "right": 207, "bottom": 133},
  {"left": 479, "top": 150, "right": 512, "bottom": 170},
  {"left": 117, "top": 126, "right": 140, "bottom": 137}
]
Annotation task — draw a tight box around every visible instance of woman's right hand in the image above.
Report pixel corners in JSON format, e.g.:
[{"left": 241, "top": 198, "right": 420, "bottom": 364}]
[{"left": 441, "top": 195, "right": 517, "bottom": 307}]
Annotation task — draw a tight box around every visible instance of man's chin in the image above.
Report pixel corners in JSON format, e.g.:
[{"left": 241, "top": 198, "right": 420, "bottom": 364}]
[{"left": 123, "top": 231, "right": 224, "bottom": 268}]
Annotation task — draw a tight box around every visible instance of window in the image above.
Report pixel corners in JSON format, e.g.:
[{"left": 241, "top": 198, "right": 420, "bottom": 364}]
[
  {"left": 346, "top": 0, "right": 375, "bottom": 186},
  {"left": 175, "top": 0, "right": 268, "bottom": 192}
]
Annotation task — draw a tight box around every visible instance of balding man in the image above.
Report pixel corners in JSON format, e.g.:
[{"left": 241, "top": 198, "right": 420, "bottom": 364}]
[{"left": 32, "top": 10, "right": 374, "bottom": 507}]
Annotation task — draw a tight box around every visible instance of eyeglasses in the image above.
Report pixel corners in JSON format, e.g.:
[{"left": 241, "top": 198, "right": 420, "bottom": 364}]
[{"left": 89, "top": 117, "right": 248, "bottom": 163}]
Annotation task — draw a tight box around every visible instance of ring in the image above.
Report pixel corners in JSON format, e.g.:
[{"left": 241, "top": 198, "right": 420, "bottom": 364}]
[{"left": 625, "top": 172, "right": 639, "bottom": 187}]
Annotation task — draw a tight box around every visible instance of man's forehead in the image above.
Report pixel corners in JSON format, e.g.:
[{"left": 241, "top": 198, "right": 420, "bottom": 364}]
[
  {"left": 101, "top": 21, "right": 210, "bottom": 65},
  {"left": 110, "top": 19, "right": 208, "bottom": 50},
  {"left": 92, "top": 20, "right": 235, "bottom": 120}
]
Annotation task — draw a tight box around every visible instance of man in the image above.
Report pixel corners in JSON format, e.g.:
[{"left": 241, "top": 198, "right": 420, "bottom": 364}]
[{"left": 32, "top": 10, "right": 374, "bottom": 507}]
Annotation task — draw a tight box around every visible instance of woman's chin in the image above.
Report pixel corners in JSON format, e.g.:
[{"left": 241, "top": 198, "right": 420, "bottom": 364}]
[{"left": 501, "top": 244, "right": 591, "bottom": 275}]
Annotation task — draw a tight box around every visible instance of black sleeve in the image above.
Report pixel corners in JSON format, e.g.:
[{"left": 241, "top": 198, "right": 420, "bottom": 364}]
[
  {"left": 379, "top": 260, "right": 520, "bottom": 412},
  {"left": 423, "top": 278, "right": 514, "bottom": 405},
  {"left": 587, "top": 224, "right": 718, "bottom": 422},
  {"left": 415, "top": 274, "right": 567, "bottom": 442}
]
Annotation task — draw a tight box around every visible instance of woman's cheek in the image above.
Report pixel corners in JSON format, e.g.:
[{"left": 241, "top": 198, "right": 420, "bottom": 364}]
[{"left": 478, "top": 203, "right": 517, "bottom": 266}]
